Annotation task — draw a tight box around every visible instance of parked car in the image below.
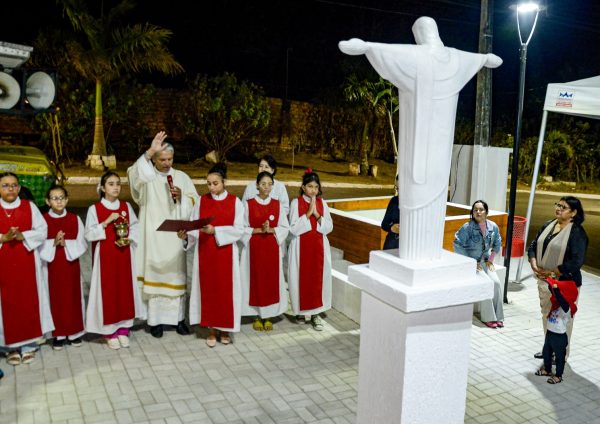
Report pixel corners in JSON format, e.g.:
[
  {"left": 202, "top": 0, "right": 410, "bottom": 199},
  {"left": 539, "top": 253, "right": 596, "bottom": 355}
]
[{"left": 0, "top": 145, "right": 56, "bottom": 207}]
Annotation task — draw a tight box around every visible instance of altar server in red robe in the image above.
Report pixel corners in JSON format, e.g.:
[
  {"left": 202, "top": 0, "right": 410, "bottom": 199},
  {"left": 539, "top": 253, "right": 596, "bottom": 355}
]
[
  {"left": 0, "top": 172, "right": 53, "bottom": 366},
  {"left": 287, "top": 169, "right": 333, "bottom": 331},
  {"left": 178, "top": 163, "right": 244, "bottom": 347},
  {"left": 40, "top": 185, "right": 88, "bottom": 350},
  {"left": 241, "top": 172, "right": 290, "bottom": 332},
  {"left": 84, "top": 172, "right": 145, "bottom": 350}
]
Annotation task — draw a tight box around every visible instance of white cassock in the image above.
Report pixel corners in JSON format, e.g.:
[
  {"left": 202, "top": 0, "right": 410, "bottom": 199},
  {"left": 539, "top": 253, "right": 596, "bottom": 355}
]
[
  {"left": 287, "top": 195, "right": 333, "bottom": 316},
  {"left": 240, "top": 195, "right": 290, "bottom": 319},
  {"left": 185, "top": 191, "right": 244, "bottom": 332},
  {"left": 242, "top": 179, "right": 290, "bottom": 217},
  {"left": 39, "top": 210, "right": 88, "bottom": 340},
  {"left": 127, "top": 154, "right": 198, "bottom": 326},
  {"left": 84, "top": 198, "right": 146, "bottom": 334},
  {"left": 0, "top": 198, "right": 54, "bottom": 347}
]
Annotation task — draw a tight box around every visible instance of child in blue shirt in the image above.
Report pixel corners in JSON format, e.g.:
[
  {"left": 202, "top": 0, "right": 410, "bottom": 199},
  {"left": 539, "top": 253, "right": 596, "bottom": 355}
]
[{"left": 535, "top": 279, "right": 578, "bottom": 384}]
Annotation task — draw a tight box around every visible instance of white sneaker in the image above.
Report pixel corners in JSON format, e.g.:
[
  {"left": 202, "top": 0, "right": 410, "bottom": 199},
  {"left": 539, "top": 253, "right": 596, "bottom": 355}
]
[
  {"left": 117, "top": 335, "right": 130, "bottom": 348},
  {"left": 107, "top": 338, "right": 121, "bottom": 350}
]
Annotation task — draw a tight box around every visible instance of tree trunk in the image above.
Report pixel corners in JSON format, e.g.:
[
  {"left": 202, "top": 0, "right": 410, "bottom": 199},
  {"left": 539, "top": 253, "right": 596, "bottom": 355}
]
[
  {"left": 91, "top": 79, "right": 107, "bottom": 157},
  {"left": 360, "top": 122, "right": 369, "bottom": 176}
]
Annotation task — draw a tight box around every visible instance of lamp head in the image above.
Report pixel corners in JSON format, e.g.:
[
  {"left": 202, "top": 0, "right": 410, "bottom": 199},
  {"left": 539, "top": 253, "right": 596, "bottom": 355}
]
[
  {"left": 510, "top": 2, "right": 543, "bottom": 46},
  {"left": 516, "top": 2, "right": 540, "bottom": 13}
]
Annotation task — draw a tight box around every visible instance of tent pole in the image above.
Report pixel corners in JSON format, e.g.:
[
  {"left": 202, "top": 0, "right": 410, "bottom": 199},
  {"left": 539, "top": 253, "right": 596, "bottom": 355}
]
[{"left": 515, "top": 110, "right": 549, "bottom": 283}]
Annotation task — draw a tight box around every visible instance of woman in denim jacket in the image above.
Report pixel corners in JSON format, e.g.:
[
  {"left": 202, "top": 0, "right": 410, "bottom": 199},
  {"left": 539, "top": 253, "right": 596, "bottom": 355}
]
[{"left": 453, "top": 200, "right": 504, "bottom": 328}]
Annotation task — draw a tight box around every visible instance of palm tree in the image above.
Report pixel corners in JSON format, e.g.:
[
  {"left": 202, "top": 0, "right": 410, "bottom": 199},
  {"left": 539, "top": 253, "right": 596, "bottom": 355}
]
[
  {"left": 58, "top": 0, "right": 183, "bottom": 169},
  {"left": 343, "top": 75, "right": 397, "bottom": 175}
]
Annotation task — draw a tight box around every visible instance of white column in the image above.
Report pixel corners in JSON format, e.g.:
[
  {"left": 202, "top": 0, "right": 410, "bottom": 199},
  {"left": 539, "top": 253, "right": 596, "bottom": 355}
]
[{"left": 348, "top": 249, "right": 493, "bottom": 424}]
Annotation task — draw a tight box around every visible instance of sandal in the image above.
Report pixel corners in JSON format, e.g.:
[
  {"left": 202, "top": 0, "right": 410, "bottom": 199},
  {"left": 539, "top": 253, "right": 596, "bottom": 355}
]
[
  {"left": 21, "top": 351, "right": 36, "bottom": 364},
  {"left": 535, "top": 368, "right": 552, "bottom": 377},
  {"left": 206, "top": 329, "right": 217, "bottom": 348},
  {"left": 252, "top": 318, "right": 264, "bottom": 331},
  {"left": 7, "top": 351, "right": 21, "bottom": 366},
  {"left": 547, "top": 376, "right": 562, "bottom": 384},
  {"left": 263, "top": 319, "right": 273, "bottom": 332},
  {"left": 220, "top": 331, "right": 231, "bottom": 345}
]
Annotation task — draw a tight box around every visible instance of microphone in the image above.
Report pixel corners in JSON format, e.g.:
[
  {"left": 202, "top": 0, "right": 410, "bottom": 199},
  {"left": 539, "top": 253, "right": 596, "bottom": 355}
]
[{"left": 167, "top": 175, "right": 177, "bottom": 204}]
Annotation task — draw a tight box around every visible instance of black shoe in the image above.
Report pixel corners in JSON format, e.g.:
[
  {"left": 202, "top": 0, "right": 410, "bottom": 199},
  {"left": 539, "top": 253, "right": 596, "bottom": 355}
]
[
  {"left": 70, "top": 337, "right": 83, "bottom": 347},
  {"left": 0, "top": 368, "right": 3, "bottom": 380},
  {"left": 150, "top": 325, "right": 163, "bottom": 338},
  {"left": 52, "top": 339, "right": 65, "bottom": 351},
  {"left": 175, "top": 320, "right": 190, "bottom": 335},
  {"left": 533, "top": 351, "right": 543, "bottom": 359}
]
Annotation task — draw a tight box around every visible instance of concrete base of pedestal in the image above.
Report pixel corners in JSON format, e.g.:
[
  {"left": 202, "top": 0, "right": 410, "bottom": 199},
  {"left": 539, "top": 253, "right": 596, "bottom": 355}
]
[{"left": 348, "top": 249, "right": 493, "bottom": 424}]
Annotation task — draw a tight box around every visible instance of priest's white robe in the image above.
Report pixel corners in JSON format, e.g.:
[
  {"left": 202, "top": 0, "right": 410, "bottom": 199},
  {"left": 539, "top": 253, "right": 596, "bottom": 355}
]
[
  {"left": 240, "top": 196, "right": 290, "bottom": 319},
  {"left": 84, "top": 198, "right": 145, "bottom": 335},
  {"left": 287, "top": 195, "right": 333, "bottom": 316},
  {"left": 127, "top": 154, "right": 198, "bottom": 325}
]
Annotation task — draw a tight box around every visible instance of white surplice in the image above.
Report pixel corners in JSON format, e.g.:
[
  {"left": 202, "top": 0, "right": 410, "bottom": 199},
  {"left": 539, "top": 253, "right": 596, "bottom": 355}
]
[
  {"left": 287, "top": 195, "right": 333, "bottom": 316},
  {"left": 242, "top": 179, "right": 290, "bottom": 217},
  {"left": 186, "top": 191, "right": 244, "bottom": 332},
  {"left": 240, "top": 196, "right": 290, "bottom": 319},
  {"left": 39, "top": 209, "right": 88, "bottom": 340},
  {"left": 0, "top": 198, "right": 54, "bottom": 347},
  {"left": 84, "top": 198, "right": 146, "bottom": 335},
  {"left": 127, "top": 154, "right": 199, "bottom": 325}
]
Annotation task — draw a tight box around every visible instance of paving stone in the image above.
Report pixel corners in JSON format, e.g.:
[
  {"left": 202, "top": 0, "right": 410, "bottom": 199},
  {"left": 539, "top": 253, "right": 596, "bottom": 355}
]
[{"left": 3, "top": 272, "right": 600, "bottom": 423}]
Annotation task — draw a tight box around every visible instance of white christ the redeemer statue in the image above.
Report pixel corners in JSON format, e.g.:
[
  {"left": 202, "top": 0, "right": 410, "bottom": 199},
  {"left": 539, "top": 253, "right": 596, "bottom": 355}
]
[{"left": 340, "top": 17, "right": 502, "bottom": 261}]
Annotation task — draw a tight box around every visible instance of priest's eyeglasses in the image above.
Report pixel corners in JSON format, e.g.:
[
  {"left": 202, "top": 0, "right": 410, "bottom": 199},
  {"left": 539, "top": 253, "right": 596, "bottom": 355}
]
[{"left": 1, "top": 183, "right": 19, "bottom": 190}]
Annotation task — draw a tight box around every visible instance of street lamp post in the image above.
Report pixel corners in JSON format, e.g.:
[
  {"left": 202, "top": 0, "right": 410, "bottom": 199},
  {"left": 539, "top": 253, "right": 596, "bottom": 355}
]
[{"left": 503, "top": 2, "right": 541, "bottom": 302}]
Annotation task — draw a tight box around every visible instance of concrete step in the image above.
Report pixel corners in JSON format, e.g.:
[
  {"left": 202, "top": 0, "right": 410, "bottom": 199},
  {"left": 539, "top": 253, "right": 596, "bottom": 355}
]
[
  {"left": 330, "top": 246, "right": 345, "bottom": 261},
  {"left": 333, "top": 258, "right": 354, "bottom": 274}
]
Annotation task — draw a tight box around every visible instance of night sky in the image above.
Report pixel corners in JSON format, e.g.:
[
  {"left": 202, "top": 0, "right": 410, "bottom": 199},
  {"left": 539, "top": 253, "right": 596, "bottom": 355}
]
[{"left": 3, "top": 1, "right": 600, "bottom": 125}]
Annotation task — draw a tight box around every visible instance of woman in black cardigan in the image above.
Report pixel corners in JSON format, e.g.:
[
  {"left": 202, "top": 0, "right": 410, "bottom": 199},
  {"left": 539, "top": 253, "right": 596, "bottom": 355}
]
[
  {"left": 528, "top": 196, "right": 588, "bottom": 359},
  {"left": 381, "top": 176, "right": 399, "bottom": 250}
]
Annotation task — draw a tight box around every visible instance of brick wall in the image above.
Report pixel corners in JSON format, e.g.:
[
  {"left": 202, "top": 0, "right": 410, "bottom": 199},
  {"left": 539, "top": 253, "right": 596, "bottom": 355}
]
[{"left": 0, "top": 88, "right": 359, "bottom": 160}]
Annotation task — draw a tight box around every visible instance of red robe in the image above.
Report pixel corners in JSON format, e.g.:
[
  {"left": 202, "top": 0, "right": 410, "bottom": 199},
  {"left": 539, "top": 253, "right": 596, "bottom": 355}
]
[
  {"left": 43, "top": 212, "right": 85, "bottom": 337},
  {"left": 0, "top": 200, "right": 43, "bottom": 345},
  {"left": 198, "top": 193, "right": 236, "bottom": 328},
  {"left": 297, "top": 196, "right": 325, "bottom": 311},
  {"left": 247, "top": 198, "right": 280, "bottom": 307},
  {"left": 93, "top": 201, "right": 135, "bottom": 325}
]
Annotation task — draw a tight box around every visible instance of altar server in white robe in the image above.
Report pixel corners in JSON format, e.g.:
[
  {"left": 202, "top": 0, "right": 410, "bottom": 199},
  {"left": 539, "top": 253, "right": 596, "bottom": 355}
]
[
  {"left": 0, "top": 172, "right": 53, "bottom": 366},
  {"left": 85, "top": 172, "right": 145, "bottom": 350},
  {"left": 127, "top": 131, "right": 198, "bottom": 338},
  {"left": 241, "top": 172, "right": 290, "bottom": 332},
  {"left": 287, "top": 169, "right": 333, "bottom": 331},
  {"left": 242, "top": 154, "right": 289, "bottom": 217},
  {"left": 40, "top": 184, "right": 88, "bottom": 350},
  {"left": 179, "top": 163, "right": 244, "bottom": 347}
]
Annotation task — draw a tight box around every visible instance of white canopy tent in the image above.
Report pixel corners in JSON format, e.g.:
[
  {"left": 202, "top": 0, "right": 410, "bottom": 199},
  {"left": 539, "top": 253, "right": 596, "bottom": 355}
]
[{"left": 516, "top": 75, "right": 600, "bottom": 282}]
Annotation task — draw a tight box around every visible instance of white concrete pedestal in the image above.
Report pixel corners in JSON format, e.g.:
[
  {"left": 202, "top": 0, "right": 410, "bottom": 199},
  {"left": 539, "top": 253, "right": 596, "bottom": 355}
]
[{"left": 348, "top": 249, "right": 493, "bottom": 424}]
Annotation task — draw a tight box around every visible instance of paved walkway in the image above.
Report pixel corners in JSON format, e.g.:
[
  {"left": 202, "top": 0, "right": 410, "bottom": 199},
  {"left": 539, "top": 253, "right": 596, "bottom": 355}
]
[{"left": 1, "top": 270, "right": 600, "bottom": 423}]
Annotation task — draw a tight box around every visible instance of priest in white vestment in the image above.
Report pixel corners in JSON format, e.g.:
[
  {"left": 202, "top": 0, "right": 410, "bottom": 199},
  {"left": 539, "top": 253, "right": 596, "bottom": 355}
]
[{"left": 127, "top": 131, "right": 199, "bottom": 338}]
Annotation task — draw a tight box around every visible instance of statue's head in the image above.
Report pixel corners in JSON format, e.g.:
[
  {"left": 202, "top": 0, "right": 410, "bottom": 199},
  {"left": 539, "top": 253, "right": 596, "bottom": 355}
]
[{"left": 412, "top": 17, "right": 444, "bottom": 47}]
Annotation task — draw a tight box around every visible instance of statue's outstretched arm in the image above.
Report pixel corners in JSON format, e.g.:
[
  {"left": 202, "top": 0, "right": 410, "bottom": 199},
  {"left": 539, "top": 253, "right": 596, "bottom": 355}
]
[
  {"left": 339, "top": 39, "right": 413, "bottom": 57},
  {"left": 484, "top": 54, "right": 503, "bottom": 68},
  {"left": 339, "top": 38, "right": 369, "bottom": 55}
]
